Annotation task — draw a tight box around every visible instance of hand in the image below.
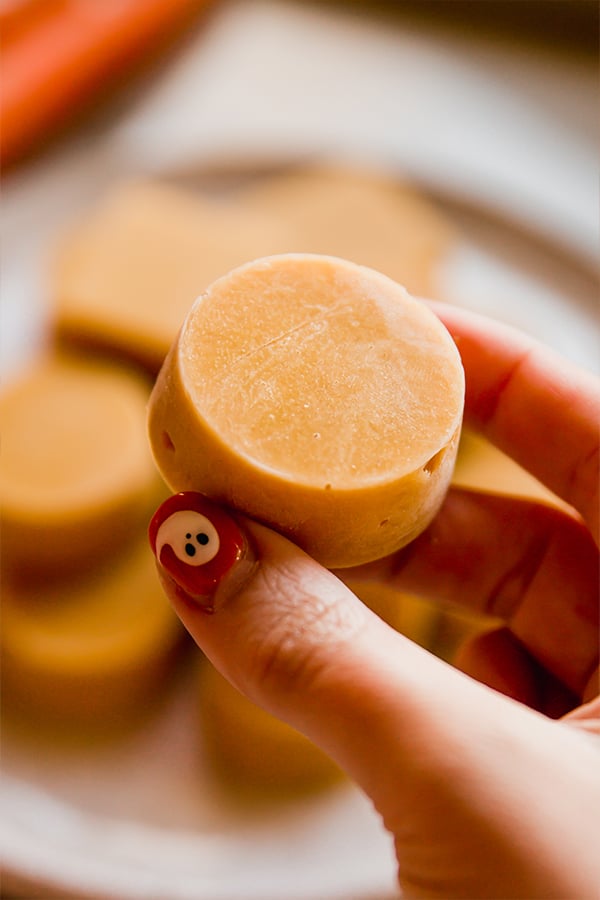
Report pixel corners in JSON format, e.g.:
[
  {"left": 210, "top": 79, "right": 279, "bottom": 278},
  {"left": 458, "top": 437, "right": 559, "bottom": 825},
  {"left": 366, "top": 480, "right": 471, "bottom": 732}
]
[{"left": 150, "top": 303, "right": 599, "bottom": 899}]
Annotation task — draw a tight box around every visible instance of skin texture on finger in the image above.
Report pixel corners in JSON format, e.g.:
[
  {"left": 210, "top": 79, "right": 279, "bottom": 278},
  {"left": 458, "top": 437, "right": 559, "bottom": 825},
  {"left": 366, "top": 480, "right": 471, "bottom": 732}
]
[
  {"left": 159, "top": 517, "right": 600, "bottom": 899},
  {"left": 427, "top": 301, "right": 600, "bottom": 542},
  {"left": 341, "top": 488, "right": 599, "bottom": 699}
]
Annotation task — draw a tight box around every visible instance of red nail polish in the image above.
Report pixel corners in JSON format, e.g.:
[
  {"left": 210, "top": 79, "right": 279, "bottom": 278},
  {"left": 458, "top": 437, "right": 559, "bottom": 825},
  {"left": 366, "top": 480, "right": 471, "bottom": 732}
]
[{"left": 149, "top": 492, "right": 248, "bottom": 611}]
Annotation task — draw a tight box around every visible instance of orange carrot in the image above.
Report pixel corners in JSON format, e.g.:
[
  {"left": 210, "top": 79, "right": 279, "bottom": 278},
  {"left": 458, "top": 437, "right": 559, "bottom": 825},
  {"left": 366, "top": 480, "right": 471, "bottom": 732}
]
[
  {"left": 0, "top": 0, "right": 54, "bottom": 32},
  {"left": 0, "top": 0, "right": 215, "bottom": 169}
]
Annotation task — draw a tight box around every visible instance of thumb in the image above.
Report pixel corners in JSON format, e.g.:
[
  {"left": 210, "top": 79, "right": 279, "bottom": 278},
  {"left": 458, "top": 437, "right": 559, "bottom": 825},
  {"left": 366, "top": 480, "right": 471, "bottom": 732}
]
[
  {"left": 148, "top": 493, "right": 466, "bottom": 803},
  {"left": 148, "top": 493, "right": 600, "bottom": 899}
]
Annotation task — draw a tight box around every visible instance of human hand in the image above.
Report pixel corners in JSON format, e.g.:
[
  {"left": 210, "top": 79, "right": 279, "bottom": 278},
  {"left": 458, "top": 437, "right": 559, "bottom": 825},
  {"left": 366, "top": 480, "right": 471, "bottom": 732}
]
[{"left": 150, "top": 303, "right": 599, "bottom": 899}]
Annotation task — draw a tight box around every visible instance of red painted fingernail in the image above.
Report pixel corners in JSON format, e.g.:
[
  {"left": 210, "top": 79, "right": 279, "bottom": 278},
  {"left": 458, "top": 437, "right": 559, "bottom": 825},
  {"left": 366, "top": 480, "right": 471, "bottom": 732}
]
[{"left": 149, "top": 492, "right": 250, "bottom": 613}]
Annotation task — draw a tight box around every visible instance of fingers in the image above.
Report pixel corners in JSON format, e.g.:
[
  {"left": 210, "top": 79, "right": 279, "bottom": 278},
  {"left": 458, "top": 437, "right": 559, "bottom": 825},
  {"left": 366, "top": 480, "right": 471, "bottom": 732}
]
[
  {"left": 343, "top": 488, "right": 599, "bottom": 697},
  {"left": 148, "top": 493, "right": 524, "bottom": 811},
  {"left": 427, "top": 301, "right": 600, "bottom": 541},
  {"left": 562, "top": 695, "right": 600, "bottom": 735},
  {"left": 149, "top": 494, "right": 600, "bottom": 899},
  {"left": 454, "top": 626, "right": 579, "bottom": 718}
]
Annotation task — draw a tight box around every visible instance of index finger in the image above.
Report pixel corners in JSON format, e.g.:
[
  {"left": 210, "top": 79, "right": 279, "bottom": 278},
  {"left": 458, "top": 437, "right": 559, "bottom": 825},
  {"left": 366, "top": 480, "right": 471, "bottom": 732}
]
[{"left": 428, "top": 302, "right": 600, "bottom": 542}]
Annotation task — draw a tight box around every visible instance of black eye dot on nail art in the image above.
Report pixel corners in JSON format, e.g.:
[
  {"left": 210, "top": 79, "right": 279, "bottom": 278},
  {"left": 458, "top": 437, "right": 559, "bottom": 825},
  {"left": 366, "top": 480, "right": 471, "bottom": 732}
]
[
  {"left": 186, "top": 533, "right": 192, "bottom": 539},
  {"left": 196, "top": 533, "right": 209, "bottom": 545},
  {"left": 185, "top": 542, "right": 196, "bottom": 557}
]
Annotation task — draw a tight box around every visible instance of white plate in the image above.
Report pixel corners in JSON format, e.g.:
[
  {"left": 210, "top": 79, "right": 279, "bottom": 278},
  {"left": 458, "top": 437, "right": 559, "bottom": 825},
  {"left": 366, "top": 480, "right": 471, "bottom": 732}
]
[
  {"left": 2, "top": 169, "right": 597, "bottom": 900},
  {"left": 1, "top": 658, "right": 396, "bottom": 900}
]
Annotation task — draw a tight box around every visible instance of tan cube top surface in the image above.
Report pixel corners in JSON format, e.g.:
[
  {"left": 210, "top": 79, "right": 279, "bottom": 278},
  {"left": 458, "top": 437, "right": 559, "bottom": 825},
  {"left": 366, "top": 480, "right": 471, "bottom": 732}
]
[
  {"left": 237, "top": 166, "right": 455, "bottom": 296},
  {"left": 52, "top": 168, "right": 455, "bottom": 372},
  {"left": 53, "top": 181, "right": 294, "bottom": 369}
]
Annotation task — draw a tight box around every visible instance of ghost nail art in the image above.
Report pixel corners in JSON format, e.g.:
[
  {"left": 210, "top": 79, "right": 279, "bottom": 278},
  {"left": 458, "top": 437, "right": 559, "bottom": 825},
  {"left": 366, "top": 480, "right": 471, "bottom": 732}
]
[{"left": 149, "top": 492, "right": 247, "bottom": 605}]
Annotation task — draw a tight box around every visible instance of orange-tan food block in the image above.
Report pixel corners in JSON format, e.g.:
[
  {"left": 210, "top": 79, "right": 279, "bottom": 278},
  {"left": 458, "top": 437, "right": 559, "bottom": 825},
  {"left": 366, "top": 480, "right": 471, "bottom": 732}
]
[
  {"left": 435, "top": 429, "right": 564, "bottom": 661},
  {"left": 148, "top": 254, "right": 465, "bottom": 567},
  {"left": 237, "top": 165, "right": 455, "bottom": 297},
  {"left": 0, "top": 353, "right": 162, "bottom": 575},
  {"left": 52, "top": 180, "right": 294, "bottom": 372},
  {"left": 199, "top": 662, "right": 342, "bottom": 793},
  {"left": 453, "top": 429, "right": 566, "bottom": 507},
  {"left": 1, "top": 537, "right": 185, "bottom": 724}
]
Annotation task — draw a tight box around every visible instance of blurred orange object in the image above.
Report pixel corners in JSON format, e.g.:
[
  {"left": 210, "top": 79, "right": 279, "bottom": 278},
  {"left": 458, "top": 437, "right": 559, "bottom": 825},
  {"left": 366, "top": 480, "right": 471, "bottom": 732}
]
[{"left": 0, "top": 0, "right": 214, "bottom": 169}]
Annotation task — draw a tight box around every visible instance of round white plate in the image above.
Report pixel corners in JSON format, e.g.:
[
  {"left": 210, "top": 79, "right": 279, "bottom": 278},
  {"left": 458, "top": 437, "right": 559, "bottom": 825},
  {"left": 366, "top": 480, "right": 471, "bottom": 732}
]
[{"left": 2, "top": 171, "right": 597, "bottom": 899}]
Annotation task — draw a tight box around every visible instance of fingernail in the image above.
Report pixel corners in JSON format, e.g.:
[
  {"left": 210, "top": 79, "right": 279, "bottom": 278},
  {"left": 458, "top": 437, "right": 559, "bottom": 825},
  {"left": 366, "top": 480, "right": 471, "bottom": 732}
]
[{"left": 149, "top": 492, "right": 253, "bottom": 613}]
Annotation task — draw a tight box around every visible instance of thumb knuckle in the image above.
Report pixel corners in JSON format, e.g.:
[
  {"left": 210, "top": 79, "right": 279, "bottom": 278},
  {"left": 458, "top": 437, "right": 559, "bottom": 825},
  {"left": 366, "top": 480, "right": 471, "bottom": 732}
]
[{"left": 244, "top": 563, "right": 365, "bottom": 703}]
